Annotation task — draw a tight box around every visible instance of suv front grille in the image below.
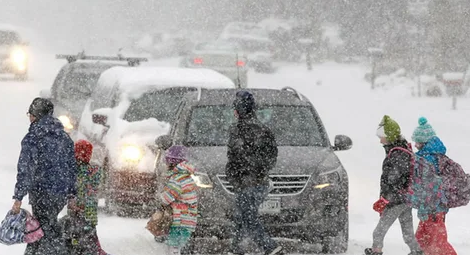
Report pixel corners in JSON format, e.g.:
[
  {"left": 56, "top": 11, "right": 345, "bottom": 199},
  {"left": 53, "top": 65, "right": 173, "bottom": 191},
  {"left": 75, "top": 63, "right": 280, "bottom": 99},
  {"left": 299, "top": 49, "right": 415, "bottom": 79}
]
[{"left": 217, "top": 174, "right": 311, "bottom": 196}]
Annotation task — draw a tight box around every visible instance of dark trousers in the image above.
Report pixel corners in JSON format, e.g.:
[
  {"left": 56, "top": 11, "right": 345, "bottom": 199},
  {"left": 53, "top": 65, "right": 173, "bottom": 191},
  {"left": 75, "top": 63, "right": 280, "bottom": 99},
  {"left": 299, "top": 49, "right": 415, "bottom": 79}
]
[
  {"left": 232, "top": 185, "right": 277, "bottom": 253},
  {"left": 25, "top": 194, "right": 67, "bottom": 255}
]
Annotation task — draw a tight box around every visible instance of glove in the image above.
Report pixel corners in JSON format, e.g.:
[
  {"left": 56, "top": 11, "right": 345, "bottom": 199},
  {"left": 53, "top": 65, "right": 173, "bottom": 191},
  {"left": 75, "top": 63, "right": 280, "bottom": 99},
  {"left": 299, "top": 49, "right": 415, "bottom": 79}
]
[{"left": 373, "top": 197, "right": 389, "bottom": 216}]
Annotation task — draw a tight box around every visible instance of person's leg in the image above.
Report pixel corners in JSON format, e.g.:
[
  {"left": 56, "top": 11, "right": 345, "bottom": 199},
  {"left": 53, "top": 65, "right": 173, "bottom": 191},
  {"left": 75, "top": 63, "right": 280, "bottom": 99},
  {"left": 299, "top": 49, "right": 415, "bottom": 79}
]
[
  {"left": 30, "top": 194, "right": 66, "bottom": 255},
  {"left": 397, "top": 206, "right": 422, "bottom": 253},
  {"left": 231, "top": 190, "right": 246, "bottom": 253},
  {"left": 371, "top": 204, "right": 405, "bottom": 251},
  {"left": 424, "top": 213, "right": 457, "bottom": 255},
  {"left": 242, "top": 186, "right": 278, "bottom": 253}
]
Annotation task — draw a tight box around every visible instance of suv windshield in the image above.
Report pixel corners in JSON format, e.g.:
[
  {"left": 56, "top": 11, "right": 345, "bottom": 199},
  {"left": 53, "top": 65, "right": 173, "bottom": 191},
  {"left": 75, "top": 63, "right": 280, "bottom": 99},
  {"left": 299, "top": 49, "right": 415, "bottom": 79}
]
[
  {"left": 186, "top": 105, "right": 327, "bottom": 146},
  {"left": 123, "top": 87, "right": 195, "bottom": 124},
  {"left": 0, "top": 31, "right": 20, "bottom": 45}
]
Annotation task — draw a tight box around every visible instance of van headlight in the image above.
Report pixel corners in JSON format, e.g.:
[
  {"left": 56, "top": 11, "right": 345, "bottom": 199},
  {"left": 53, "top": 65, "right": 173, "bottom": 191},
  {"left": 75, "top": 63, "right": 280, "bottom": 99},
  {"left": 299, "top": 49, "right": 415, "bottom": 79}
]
[
  {"left": 11, "top": 48, "right": 27, "bottom": 64},
  {"left": 121, "top": 145, "right": 144, "bottom": 162},
  {"left": 58, "top": 115, "right": 74, "bottom": 131},
  {"left": 191, "top": 172, "right": 213, "bottom": 189}
]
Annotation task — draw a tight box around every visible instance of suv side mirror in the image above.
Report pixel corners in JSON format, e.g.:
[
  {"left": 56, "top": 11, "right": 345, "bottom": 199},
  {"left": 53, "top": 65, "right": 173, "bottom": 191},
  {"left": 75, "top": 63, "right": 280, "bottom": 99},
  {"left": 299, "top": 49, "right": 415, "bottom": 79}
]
[
  {"left": 333, "top": 135, "right": 352, "bottom": 151},
  {"left": 155, "top": 135, "right": 173, "bottom": 150},
  {"left": 92, "top": 114, "right": 108, "bottom": 126},
  {"left": 39, "top": 89, "right": 52, "bottom": 99}
]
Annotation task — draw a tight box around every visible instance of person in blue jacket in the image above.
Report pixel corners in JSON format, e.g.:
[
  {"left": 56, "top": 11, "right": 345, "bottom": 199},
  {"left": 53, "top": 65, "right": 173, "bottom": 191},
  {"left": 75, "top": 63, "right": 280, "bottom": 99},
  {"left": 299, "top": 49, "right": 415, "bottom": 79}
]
[
  {"left": 411, "top": 117, "right": 457, "bottom": 255},
  {"left": 11, "top": 98, "right": 77, "bottom": 255}
]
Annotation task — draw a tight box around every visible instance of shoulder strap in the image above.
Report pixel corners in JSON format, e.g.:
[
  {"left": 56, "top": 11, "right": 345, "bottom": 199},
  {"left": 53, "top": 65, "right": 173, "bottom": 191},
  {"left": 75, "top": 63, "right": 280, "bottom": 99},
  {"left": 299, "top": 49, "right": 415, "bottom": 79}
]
[{"left": 388, "top": 147, "right": 416, "bottom": 177}]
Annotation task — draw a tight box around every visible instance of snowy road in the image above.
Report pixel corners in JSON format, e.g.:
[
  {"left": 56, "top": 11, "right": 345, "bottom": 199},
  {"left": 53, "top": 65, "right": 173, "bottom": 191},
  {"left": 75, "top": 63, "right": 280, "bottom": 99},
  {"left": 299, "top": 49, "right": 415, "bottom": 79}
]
[{"left": 0, "top": 51, "right": 469, "bottom": 254}]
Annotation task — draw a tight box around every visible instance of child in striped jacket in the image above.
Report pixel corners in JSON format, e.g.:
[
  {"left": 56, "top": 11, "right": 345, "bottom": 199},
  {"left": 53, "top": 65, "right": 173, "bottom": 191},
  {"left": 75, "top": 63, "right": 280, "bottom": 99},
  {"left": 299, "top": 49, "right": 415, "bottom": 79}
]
[{"left": 160, "top": 145, "right": 198, "bottom": 255}]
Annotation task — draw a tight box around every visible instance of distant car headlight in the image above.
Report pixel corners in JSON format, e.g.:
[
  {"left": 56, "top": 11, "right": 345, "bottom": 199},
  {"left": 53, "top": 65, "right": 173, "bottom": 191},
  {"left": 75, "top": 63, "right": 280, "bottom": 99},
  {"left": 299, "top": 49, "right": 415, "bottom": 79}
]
[
  {"left": 11, "top": 48, "right": 27, "bottom": 64},
  {"left": 191, "top": 172, "right": 214, "bottom": 189},
  {"left": 58, "top": 115, "right": 74, "bottom": 131},
  {"left": 121, "top": 145, "right": 144, "bottom": 162}
]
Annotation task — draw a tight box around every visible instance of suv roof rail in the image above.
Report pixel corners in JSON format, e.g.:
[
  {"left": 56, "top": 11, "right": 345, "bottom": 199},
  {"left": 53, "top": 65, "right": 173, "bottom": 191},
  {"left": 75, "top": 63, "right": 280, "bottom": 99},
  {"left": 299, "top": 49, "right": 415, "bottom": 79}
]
[
  {"left": 56, "top": 50, "right": 148, "bottom": 66},
  {"left": 281, "top": 86, "right": 303, "bottom": 101}
]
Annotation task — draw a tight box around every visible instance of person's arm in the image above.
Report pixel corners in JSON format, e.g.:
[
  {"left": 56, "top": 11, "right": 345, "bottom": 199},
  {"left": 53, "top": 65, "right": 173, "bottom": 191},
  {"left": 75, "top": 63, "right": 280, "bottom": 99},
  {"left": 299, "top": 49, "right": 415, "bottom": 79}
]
[
  {"left": 380, "top": 150, "right": 410, "bottom": 196},
  {"left": 160, "top": 178, "right": 180, "bottom": 206},
  {"left": 13, "top": 135, "right": 35, "bottom": 202}
]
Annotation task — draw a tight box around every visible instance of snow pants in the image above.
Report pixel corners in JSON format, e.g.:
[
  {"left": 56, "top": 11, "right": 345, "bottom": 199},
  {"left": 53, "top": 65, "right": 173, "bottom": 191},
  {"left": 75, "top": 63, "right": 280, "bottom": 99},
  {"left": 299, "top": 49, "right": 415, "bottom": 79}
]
[
  {"left": 415, "top": 212, "right": 457, "bottom": 255},
  {"left": 25, "top": 193, "right": 67, "bottom": 255},
  {"left": 372, "top": 204, "right": 421, "bottom": 252}
]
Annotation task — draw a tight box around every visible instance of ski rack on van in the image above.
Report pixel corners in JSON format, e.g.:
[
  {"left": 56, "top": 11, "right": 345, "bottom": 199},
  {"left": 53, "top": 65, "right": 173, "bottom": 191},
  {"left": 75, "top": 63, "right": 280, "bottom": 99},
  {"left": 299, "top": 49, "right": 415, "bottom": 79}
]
[
  {"left": 281, "top": 86, "right": 303, "bottom": 101},
  {"left": 56, "top": 50, "right": 148, "bottom": 66}
]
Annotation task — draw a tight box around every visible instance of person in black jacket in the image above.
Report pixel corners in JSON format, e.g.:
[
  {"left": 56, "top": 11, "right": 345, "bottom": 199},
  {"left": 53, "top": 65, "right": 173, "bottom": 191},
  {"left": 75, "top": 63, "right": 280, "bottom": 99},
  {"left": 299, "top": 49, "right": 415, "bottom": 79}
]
[
  {"left": 365, "top": 115, "right": 422, "bottom": 255},
  {"left": 12, "top": 98, "right": 77, "bottom": 255},
  {"left": 225, "top": 91, "right": 283, "bottom": 255}
]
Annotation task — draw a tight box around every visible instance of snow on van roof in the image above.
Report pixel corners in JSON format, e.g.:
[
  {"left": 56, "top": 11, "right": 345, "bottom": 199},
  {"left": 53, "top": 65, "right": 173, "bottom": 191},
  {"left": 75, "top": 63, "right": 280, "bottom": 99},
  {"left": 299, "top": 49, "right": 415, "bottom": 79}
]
[{"left": 97, "top": 66, "right": 235, "bottom": 92}]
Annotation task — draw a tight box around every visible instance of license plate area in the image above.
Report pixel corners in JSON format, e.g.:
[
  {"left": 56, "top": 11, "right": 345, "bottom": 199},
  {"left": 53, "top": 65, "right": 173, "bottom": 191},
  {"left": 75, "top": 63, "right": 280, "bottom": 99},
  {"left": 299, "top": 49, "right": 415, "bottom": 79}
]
[{"left": 259, "top": 197, "right": 281, "bottom": 214}]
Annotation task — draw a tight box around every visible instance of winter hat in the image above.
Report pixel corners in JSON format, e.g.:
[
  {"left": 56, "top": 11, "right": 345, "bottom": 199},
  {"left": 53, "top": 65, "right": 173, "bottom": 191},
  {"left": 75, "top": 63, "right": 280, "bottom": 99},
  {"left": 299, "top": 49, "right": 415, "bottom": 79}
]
[
  {"left": 376, "top": 115, "right": 401, "bottom": 143},
  {"left": 28, "top": 98, "right": 54, "bottom": 119},
  {"left": 165, "top": 145, "right": 188, "bottom": 165},
  {"left": 74, "top": 139, "right": 93, "bottom": 164},
  {"left": 233, "top": 90, "right": 256, "bottom": 118},
  {"left": 412, "top": 117, "right": 436, "bottom": 143}
]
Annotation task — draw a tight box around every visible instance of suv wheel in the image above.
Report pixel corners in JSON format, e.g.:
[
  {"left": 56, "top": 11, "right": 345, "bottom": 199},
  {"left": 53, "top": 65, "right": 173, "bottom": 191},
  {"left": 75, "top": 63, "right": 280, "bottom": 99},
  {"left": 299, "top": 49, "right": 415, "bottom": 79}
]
[{"left": 321, "top": 222, "right": 348, "bottom": 254}]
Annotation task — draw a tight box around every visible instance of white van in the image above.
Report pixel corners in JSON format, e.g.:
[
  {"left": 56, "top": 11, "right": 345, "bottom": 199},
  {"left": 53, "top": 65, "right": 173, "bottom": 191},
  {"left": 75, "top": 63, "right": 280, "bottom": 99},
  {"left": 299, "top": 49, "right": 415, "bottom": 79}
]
[{"left": 77, "top": 66, "right": 235, "bottom": 215}]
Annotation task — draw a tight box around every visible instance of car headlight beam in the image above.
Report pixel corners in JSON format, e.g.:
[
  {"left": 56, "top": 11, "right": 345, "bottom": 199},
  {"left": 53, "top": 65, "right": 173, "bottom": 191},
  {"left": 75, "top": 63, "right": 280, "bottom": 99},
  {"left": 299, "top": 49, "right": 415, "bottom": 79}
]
[
  {"left": 58, "top": 115, "right": 74, "bottom": 131},
  {"left": 121, "top": 145, "right": 144, "bottom": 162},
  {"left": 11, "top": 48, "right": 26, "bottom": 64}
]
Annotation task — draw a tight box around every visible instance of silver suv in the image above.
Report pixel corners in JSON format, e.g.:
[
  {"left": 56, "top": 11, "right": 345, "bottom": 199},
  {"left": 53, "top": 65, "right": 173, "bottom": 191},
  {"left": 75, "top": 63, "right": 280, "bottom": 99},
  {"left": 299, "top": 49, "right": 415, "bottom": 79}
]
[{"left": 154, "top": 87, "right": 353, "bottom": 254}]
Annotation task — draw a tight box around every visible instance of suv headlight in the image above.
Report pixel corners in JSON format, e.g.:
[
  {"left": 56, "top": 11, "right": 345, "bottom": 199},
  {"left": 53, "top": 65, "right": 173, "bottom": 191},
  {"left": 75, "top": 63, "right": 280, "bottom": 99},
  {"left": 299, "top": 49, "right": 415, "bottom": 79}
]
[
  {"left": 121, "top": 145, "right": 144, "bottom": 162},
  {"left": 191, "top": 172, "right": 213, "bottom": 189},
  {"left": 314, "top": 170, "right": 341, "bottom": 189},
  {"left": 314, "top": 154, "right": 342, "bottom": 189}
]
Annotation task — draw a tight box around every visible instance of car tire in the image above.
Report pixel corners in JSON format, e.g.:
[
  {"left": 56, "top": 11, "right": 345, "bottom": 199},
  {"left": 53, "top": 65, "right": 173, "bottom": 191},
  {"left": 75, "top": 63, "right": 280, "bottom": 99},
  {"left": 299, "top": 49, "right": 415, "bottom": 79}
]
[{"left": 321, "top": 222, "right": 349, "bottom": 254}]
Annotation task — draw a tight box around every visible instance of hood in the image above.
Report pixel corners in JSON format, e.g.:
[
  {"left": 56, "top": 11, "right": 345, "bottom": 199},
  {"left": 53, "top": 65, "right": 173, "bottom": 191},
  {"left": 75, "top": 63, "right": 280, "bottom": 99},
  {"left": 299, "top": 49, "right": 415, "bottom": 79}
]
[
  {"left": 29, "top": 115, "right": 65, "bottom": 138},
  {"left": 171, "top": 162, "right": 196, "bottom": 175},
  {"left": 418, "top": 136, "right": 446, "bottom": 155},
  {"left": 187, "top": 146, "right": 334, "bottom": 176}
]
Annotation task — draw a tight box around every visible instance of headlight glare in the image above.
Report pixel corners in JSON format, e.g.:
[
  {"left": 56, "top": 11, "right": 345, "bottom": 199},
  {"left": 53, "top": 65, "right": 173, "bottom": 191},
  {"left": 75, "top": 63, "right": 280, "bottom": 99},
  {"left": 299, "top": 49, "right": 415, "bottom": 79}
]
[
  {"left": 11, "top": 48, "right": 26, "bottom": 63},
  {"left": 121, "top": 145, "right": 143, "bottom": 162},
  {"left": 58, "top": 115, "right": 74, "bottom": 131}
]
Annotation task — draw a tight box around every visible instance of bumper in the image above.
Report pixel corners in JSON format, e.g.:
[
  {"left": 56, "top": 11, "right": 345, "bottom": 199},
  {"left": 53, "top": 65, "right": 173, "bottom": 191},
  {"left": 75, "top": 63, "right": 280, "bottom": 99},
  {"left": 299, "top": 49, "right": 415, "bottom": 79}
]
[
  {"left": 195, "top": 175, "right": 349, "bottom": 241},
  {"left": 0, "top": 58, "right": 27, "bottom": 74},
  {"left": 105, "top": 170, "right": 157, "bottom": 205}
]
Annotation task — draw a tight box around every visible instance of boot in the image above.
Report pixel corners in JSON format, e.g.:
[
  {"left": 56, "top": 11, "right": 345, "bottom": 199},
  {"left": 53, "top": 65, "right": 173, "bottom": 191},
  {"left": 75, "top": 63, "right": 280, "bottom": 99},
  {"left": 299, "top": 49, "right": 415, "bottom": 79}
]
[{"left": 364, "top": 248, "right": 383, "bottom": 255}]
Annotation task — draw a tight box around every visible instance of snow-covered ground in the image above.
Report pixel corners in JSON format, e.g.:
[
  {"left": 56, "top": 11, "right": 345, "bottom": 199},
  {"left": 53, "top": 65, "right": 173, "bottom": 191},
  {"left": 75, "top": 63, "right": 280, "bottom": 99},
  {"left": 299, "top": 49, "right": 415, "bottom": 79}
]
[{"left": 0, "top": 47, "right": 469, "bottom": 254}]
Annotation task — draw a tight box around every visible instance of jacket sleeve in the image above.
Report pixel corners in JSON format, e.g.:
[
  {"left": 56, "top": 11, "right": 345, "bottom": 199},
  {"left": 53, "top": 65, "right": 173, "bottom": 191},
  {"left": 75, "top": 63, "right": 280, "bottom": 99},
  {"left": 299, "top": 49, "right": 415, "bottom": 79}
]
[
  {"left": 66, "top": 138, "right": 78, "bottom": 197},
  {"left": 380, "top": 150, "right": 410, "bottom": 197},
  {"left": 225, "top": 125, "right": 239, "bottom": 180},
  {"left": 13, "top": 135, "right": 37, "bottom": 201},
  {"left": 160, "top": 178, "right": 181, "bottom": 206},
  {"left": 259, "top": 128, "right": 278, "bottom": 172}
]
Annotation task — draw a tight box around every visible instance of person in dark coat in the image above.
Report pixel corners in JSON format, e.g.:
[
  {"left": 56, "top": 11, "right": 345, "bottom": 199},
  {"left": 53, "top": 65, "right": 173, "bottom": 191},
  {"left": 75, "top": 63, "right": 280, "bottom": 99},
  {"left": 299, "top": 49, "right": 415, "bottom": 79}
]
[
  {"left": 11, "top": 98, "right": 77, "bottom": 255},
  {"left": 365, "top": 115, "right": 422, "bottom": 255},
  {"left": 225, "top": 91, "right": 283, "bottom": 255}
]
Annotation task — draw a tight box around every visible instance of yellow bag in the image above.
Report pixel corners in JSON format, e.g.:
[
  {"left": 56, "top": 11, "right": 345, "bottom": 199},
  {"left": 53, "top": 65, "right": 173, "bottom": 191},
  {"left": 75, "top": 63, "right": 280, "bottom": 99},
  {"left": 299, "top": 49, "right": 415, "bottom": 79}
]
[{"left": 145, "top": 205, "right": 172, "bottom": 237}]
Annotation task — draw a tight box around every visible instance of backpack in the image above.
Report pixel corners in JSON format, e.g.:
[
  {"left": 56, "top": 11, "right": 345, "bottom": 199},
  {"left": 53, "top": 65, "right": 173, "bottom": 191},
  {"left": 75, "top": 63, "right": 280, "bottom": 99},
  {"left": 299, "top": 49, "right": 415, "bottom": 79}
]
[
  {"left": 388, "top": 148, "right": 446, "bottom": 216},
  {"left": 436, "top": 154, "right": 470, "bottom": 208}
]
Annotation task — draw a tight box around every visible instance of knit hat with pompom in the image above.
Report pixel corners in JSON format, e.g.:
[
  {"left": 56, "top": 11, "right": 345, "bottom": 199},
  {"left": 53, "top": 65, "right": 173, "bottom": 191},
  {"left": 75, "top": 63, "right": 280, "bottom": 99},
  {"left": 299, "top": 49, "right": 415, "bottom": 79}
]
[{"left": 412, "top": 117, "right": 436, "bottom": 143}]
